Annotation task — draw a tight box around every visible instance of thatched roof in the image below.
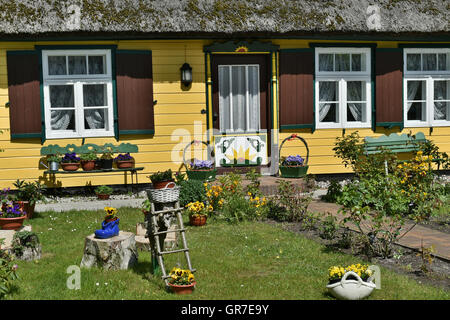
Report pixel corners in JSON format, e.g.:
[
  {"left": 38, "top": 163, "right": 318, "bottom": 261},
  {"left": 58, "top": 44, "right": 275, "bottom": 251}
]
[{"left": 0, "top": 0, "right": 448, "bottom": 38}]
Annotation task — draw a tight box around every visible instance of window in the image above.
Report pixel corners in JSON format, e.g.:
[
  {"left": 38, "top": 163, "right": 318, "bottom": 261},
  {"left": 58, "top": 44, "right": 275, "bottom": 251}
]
[
  {"left": 42, "top": 49, "right": 114, "bottom": 139},
  {"left": 315, "top": 48, "right": 372, "bottom": 129},
  {"left": 404, "top": 48, "right": 450, "bottom": 127},
  {"left": 218, "top": 64, "right": 260, "bottom": 133}
]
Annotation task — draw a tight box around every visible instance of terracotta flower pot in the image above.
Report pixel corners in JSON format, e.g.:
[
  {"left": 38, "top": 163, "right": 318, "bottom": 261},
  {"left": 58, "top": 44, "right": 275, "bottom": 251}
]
[
  {"left": 0, "top": 216, "right": 26, "bottom": 230},
  {"left": 61, "top": 162, "right": 80, "bottom": 171},
  {"left": 190, "top": 214, "right": 207, "bottom": 226},
  {"left": 153, "top": 180, "right": 175, "bottom": 189},
  {"left": 168, "top": 281, "right": 196, "bottom": 295},
  {"left": 116, "top": 160, "right": 134, "bottom": 169},
  {"left": 81, "top": 160, "right": 96, "bottom": 171},
  {"left": 97, "top": 194, "right": 110, "bottom": 200}
]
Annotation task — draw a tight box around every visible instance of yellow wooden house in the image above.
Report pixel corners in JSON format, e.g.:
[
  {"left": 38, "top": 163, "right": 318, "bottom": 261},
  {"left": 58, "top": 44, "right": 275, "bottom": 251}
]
[{"left": 0, "top": 0, "right": 449, "bottom": 189}]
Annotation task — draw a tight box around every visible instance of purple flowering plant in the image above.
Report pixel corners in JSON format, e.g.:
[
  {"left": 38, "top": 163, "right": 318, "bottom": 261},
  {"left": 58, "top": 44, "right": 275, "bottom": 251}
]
[
  {"left": 114, "top": 153, "right": 134, "bottom": 162},
  {"left": 0, "top": 201, "right": 26, "bottom": 218},
  {"left": 281, "top": 155, "right": 305, "bottom": 167},
  {"left": 189, "top": 159, "right": 214, "bottom": 170},
  {"left": 61, "top": 152, "right": 80, "bottom": 163}
]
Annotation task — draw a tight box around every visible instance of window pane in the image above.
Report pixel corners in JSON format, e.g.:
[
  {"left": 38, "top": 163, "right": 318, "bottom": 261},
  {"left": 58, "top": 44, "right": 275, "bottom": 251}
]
[
  {"left": 347, "top": 81, "right": 365, "bottom": 101},
  {"left": 83, "top": 84, "right": 107, "bottom": 107},
  {"left": 49, "top": 85, "right": 74, "bottom": 108},
  {"left": 319, "top": 81, "right": 338, "bottom": 102},
  {"left": 434, "top": 80, "right": 449, "bottom": 100},
  {"left": 218, "top": 66, "right": 231, "bottom": 131},
  {"left": 51, "top": 110, "right": 75, "bottom": 131},
  {"left": 247, "top": 66, "right": 260, "bottom": 131},
  {"left": 335, "top": 54, "right": 350, "bottom": 71},
  {"left": 434, "top": 102, "right": 449, "bottom": 120},
  {"left": 407, "top": 102, "right": 426, "bottom": 121},
  {"left": 48, "top": 56, "right": 67, "bottom": 75},
  {"left": 231, "top": 66, "right": 246, "bottom": 131},
  {"left": 407, "top": 80, "right": 426, "bottom": 101},
  {"left": 85, "top": 108, "right": 108, "bottom": 130},
  {"left": 88, "top": 55, "right": 106, "bottom": 74},
  {"left": 423, "top": 54, "right": 437, "bottom": 71},
  {"left": 438, "top": 53, "right": 449, "bottom": 71},
  {"left": 319, "top": 103, "right": 338, "bottom": 122},
  {"left": 351, "top": 54, "right": 362, "bottom": 71},
  {"left": 68, "top": 56, "right": 87, "bottom": 75},
  {"left": 319, "top": 54, "right": 333, "bottom": 71},
  {"left": 407, "top": 54, "right": 421, "bottom": 71},
  {"left": 347, "top": 103, "right": 364, "bottom": 122}
]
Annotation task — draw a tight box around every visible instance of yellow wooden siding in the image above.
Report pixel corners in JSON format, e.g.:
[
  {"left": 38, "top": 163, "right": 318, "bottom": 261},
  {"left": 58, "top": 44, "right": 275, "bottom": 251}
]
[
  {"left": 0, "top": 39, "right": 450, "bottom": 188},
  {"left": 0, "top": 40, "right": 210, "bottom": 188}
]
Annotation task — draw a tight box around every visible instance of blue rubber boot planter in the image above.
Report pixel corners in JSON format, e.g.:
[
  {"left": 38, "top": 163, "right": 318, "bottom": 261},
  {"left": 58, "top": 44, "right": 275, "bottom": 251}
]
[{"left": 95, "top": 218, "right": 120, "bottom": 239}]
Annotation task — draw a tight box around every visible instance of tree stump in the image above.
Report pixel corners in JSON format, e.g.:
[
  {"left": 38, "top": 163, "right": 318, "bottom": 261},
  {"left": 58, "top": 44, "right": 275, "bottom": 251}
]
[{"left": 80, "top": 231, "right": 138, "bottom": 270}]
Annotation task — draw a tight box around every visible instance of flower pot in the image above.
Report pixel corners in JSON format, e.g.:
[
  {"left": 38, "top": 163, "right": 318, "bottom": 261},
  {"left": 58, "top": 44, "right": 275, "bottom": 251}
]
[
  {"left": 81, "top": 160, "right": 96, "bottom": 171},
  {"left": 0, "top": 216, "right": 26, "bottom": 230},
  {"left": 61, "top": 162, "right": 80, "bottom": 171},
  {"left": 49, "top": 161, "right": 60, "bottom": 171},
  {"left": 101, "top": 159, "right": 113, "bottom": 170},
  {"left": 190, "top": 214, "right": 207, "bottom": 226},
  {"left": 97, "top": 194, "right": 110, "bottom": 200},
  {"left": 116, "top": 160, "right": 135, "bottom": 169},
  {"left": 14, "top": 201, "right": 35, "bottom": 219},
  {"left": 153, "top": 180, "right": 175, "bottom": 190},
  {"left": 186, "top": 169, "right": 217, "bottom": 181},
  {"left": 168, "top": 281, "right": 196, "bottom": 295},
  {"left": 326, "top": 271, "right": 376, "bottom": 300},
  {"left": 279, "top": 165, "right": 309, "bottom": 178}
]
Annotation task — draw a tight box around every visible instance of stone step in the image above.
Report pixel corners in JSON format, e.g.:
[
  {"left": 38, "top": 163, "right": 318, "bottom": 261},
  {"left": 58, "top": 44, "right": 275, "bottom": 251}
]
[{"left": 0, "top": 225, "right": 32, "bottom": 250}]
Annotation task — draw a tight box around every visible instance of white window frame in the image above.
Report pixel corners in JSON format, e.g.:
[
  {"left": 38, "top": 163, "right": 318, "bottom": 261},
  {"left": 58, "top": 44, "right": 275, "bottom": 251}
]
[
  {"left": 403, "top": 48, "right": 450, "bottom": 128},
  {"left": 42, "top": 49, "right": 114, "bottom": 139},
  {"left": 315, "top": 47, "right": 372, "bottom": 129}
]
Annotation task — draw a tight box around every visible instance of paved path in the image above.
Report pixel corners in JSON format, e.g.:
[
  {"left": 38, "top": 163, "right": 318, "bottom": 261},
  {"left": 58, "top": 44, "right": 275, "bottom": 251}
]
[{"left": 309, "top": 201, "right": 450, "bottom": 262}]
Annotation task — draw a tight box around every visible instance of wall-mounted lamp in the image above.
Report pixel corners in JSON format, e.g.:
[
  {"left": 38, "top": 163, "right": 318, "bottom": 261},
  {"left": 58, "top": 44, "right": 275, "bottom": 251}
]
[{"left": 180, "top": 62, "right": 192, "bottom": 86}]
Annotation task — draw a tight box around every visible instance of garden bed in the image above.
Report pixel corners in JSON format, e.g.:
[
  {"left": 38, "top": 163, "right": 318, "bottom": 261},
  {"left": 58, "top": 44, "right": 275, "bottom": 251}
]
[{"left": 278, "top": 220, "right": 450, "bottom": 291}]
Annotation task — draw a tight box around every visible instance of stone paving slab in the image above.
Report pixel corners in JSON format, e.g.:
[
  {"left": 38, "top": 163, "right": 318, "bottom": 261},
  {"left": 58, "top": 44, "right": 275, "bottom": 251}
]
[{"left": 308, "top": 200, "right": 450, "bottom": 262}]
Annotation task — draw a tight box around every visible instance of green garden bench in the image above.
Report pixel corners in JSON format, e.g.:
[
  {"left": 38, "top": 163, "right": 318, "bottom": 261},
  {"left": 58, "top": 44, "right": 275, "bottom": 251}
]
[
  {"left": 40, "top": 143, "right": 144, "bottom": 187},
  {"left": 363, "top": 132, "right": 444, "bottom": 170},
  {"left": 364, "top": 132, "right": 427, "bottom": 155}
]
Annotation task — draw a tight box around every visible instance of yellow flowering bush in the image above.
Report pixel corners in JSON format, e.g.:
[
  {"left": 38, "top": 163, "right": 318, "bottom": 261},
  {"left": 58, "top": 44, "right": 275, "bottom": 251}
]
[
  {"left": 169, "top": 267, "right": 195, "bottom": 285},
  {"left": 328, "top": 264, "right": 373, "bottom": 283},
  {"left": 204, "top": 183, "right": 224, "bottom": 211}
]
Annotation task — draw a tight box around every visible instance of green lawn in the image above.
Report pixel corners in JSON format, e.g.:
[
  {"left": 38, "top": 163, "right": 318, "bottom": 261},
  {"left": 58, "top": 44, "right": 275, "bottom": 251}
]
[{"left": 5, "top": 207, "right": 449, "bottom": 300}]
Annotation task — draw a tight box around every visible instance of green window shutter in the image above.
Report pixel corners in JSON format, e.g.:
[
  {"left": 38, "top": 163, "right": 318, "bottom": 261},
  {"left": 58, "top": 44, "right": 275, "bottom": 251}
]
[
  {"left": 279, "top": 50, "right": 315, "bottom": 132},
  {"left": 115, "top": 50, "right": 155, "bottom": 136},
  {"left": 375, "top": 48, "right": 404, "bottom": 130},
  {"left": 6, "top": 50, "right": 43, "bottom": 140}
]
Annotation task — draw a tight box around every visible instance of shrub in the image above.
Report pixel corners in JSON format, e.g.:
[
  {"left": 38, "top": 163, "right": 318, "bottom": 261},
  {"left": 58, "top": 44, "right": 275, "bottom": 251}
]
[
  {"left": 319, "top": 212, "right": 339, "bottom": 240},
  {"left": 322, "top": 180, "right": 342, "bottom": 203},
  {"left": 271, "top": 180, "right": 312, "bottom": 223},
  {"left": 179, "top": 180, "right": 206, "bottom": 207},
  {"left": 0, "top": 249, "right": 18, "bottom": 299},
  {"left": 94, "top": 185, "right": 113, "bottom": 195}
]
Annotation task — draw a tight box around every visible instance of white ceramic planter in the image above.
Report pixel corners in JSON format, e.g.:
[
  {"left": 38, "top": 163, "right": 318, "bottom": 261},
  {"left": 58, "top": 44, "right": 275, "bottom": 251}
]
[{"left": 326, "top": 271, "right": 376, "bottom": 300}]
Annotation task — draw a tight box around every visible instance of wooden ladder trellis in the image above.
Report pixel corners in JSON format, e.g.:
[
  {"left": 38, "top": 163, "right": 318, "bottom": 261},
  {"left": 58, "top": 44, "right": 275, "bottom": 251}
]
[{"left": 146, "top": 201, "right": 196, "bottom": 287}]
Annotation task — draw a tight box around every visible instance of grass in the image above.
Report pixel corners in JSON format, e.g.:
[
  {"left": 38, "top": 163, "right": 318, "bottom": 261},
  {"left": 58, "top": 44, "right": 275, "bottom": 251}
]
[{"left": 4, "top": 207, "right": 449, "bottom": 300}]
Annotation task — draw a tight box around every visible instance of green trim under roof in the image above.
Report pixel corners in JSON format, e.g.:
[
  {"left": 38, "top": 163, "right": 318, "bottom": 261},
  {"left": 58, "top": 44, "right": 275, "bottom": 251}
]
[
  {"left": 398, "top": 43, "right": 450, "bottom": 48},
  {"left": 11, "top": 133, "right": 42, "bottom": 139},
  {"left": 375, "top": 122, "right": 404, "bottom": 129},
  {"left": 309, "top": 42, "right": 378, "bottom": 48},
  {"left": 35, "top": 44, "right": 118, "bottom": 50},
  {"left": 280, "top": 124, "right": 314, "bottom": 130}
]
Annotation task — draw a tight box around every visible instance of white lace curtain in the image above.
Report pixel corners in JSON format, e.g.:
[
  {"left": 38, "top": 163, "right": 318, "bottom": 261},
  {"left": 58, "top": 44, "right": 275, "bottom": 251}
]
[
  {"left": 319, "top": 82, "right": 336, "bottom": 122},
  {"left": 434, "top": 81, "right": 448, "bottom": 120},
  {"left": 219, "top": 65, "right": 260, "bottom": 132}
]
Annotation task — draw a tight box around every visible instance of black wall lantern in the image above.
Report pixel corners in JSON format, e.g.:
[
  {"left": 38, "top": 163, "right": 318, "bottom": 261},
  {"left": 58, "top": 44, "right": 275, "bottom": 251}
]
[{"left": 180, "top": 62, "right": 192, "bottom": 86}]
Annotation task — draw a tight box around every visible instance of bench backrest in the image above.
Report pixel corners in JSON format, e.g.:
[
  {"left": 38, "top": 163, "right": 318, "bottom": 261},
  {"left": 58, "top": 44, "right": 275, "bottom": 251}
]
[
  {"left": 364, "top": 132, "right": 427, "bottom": 154},
  {"left": 40, "top": 143, "right": 139, "bottom": 156}
]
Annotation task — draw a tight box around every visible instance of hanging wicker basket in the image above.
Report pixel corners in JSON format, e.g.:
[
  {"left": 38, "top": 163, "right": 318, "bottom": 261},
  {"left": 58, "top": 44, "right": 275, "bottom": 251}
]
[
  {"left": 146, "top": 182, "right": 180, "bottom": 203},
  {"left": 279, "top": 134, "right": 310, "bottom": 178},
  {"left": 182, "top": 140, "right": 216, "bottom": 181}
]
